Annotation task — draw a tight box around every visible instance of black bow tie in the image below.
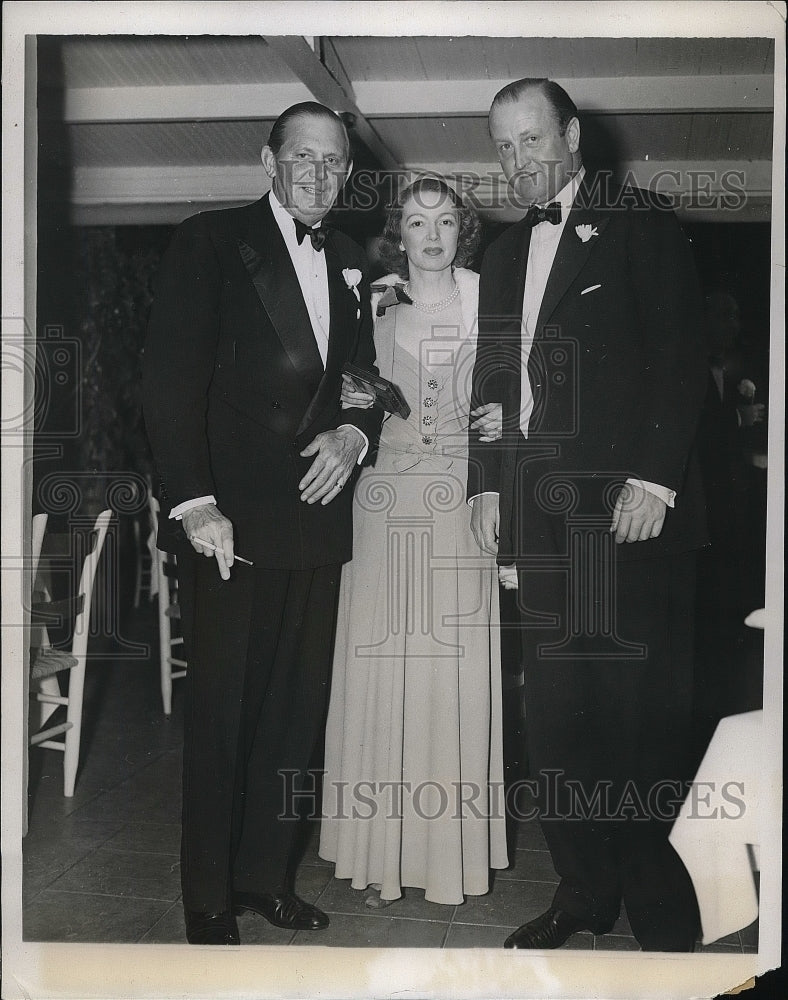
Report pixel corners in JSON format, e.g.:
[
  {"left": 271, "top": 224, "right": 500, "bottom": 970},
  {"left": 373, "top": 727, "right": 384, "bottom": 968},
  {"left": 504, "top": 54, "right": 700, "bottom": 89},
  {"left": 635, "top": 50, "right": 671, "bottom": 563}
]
[
  {"left": 523, "top": 202, "right": 562, "bottom": 227},
  {"left": 294, "top": 218, "right": 327, "bottom": 251}
]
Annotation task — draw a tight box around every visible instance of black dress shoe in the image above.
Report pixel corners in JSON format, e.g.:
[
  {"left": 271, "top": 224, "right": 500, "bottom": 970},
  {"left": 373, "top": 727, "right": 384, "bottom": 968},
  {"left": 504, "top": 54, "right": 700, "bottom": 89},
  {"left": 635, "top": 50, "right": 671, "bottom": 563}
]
[
  {"left": 504, "top": 907, "right": 590, "bottom": 949},
  {"left": 184, "top": 908, "right": 240, "bottom": 945},
  {"left": 234, "top": 889, "right": 329, "bottom": 931}
]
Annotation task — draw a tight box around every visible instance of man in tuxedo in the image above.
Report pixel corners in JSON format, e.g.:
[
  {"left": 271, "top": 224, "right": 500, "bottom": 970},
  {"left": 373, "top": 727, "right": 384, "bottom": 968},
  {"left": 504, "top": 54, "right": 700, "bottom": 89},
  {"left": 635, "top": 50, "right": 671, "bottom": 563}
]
[
  {"left": 468, "top": 79, "right": 708, "bottom": 951},
  {"left": 142, "top": 102, "right": 381, "bottom": 945}
]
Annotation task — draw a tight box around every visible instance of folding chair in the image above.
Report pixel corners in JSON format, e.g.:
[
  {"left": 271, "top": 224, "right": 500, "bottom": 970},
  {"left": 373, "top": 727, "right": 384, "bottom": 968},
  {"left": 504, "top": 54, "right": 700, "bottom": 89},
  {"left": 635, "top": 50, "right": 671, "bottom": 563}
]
[
  {"left": 29, "top": 508, "right": 112, "bottom": 797},
  {"left": 149, "top": 494, "right": 187, "bottom": 715}
]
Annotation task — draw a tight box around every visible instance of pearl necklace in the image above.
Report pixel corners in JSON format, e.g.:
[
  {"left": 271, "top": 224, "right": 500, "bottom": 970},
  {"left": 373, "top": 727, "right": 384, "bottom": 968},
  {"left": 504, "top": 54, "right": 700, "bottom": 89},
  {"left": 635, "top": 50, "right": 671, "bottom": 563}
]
[{"left": 405, "top": 282, "right": 460, "bottom": 314}]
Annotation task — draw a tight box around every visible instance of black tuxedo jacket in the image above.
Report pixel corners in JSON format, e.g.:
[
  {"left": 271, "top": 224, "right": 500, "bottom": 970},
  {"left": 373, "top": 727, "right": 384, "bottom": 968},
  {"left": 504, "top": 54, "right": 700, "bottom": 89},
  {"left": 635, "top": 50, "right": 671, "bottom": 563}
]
[
  {"left": 469, "top": 176, "right": 709, "bottom": 563},
  {"left": 142, "top": 195, "right": 382, "bottom": 569}
]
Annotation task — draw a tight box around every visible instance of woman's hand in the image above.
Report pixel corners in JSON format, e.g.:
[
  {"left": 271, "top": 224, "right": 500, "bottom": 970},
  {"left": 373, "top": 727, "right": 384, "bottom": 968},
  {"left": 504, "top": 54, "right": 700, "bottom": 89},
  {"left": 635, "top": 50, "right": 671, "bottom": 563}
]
[
  {"left": 738, "top": 402, "right": 766, "bottom": 427},
  {"left": 498, "top": 564, "right": 518, "bottom": 590},
  {"left": 341, "top": 374, "right": 375, "bottom": 410},
  {"left": 470, "top": 402, "right": 503, "bottom": 442}
]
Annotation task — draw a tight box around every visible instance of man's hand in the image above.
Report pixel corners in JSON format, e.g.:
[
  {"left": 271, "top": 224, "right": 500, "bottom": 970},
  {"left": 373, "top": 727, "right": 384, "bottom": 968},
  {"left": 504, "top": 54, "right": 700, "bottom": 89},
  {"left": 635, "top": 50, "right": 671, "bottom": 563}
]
[
  {"left": 300, "top": 427, "right": 364, "bottom": 505},
  {"left": 738, "top": 402, "right": 766, "bottom": 428},
  {"left": 470, "top": 493, "right": 499, "bottom": 555},
  {"left": 610, "top": 483, "right": 667, "bottom": 544},
  {"left": 182, "top": 503, "right": 235, "bottom": 580},
  {"left": 470, "top": 402, "right": 503, "bottom": 442}
]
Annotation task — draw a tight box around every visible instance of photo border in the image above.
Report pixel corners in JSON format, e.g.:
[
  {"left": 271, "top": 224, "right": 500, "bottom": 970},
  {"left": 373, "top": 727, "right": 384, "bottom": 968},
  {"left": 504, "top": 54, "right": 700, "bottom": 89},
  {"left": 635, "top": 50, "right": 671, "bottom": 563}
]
[{"left": 2, "top": 3, "right": 784, "bottom": 998}]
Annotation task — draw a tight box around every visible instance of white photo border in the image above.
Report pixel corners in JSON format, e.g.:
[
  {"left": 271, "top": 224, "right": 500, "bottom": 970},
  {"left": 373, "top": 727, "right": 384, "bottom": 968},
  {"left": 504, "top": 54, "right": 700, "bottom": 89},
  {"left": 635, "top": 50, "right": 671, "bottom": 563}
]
[{"left": 2, "top": 3, "right": 784, "bottom": 998}]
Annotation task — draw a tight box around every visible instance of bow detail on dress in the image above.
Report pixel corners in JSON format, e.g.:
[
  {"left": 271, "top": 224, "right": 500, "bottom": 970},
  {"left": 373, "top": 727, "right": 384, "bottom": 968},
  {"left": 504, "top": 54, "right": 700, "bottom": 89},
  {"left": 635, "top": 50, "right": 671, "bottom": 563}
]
[{"left": 371, "top": 282, "right": 413, "bottom": 317}]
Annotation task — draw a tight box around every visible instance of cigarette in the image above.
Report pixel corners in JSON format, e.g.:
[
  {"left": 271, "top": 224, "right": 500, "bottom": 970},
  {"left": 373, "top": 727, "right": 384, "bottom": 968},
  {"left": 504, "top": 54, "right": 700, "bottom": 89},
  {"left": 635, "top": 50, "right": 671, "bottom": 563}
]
[{"left": 191, "top": 536, "right": 254, "bottom": 566}]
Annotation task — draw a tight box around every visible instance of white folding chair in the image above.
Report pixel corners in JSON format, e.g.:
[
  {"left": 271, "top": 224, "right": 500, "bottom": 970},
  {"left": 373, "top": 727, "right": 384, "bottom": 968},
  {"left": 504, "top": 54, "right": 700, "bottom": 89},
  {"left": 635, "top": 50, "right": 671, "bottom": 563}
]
[
  {"left": 29, "top": 508, "right": 112, "bottom": 797},
  {"left": 149, "top": 494, "right": 187, "bottom": 715},
  {"left": 132, "top": 474, "right": 156, "bottom": 608},
  {"left": 32, "top": 512, "right": 48, "bottom": 574}
]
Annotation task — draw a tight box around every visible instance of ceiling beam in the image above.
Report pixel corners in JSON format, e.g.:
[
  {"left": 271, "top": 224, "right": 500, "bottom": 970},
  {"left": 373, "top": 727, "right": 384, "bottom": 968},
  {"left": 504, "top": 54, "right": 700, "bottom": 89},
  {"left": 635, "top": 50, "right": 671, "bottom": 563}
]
[
  {"left": 262, "top": 35, "right": 400, "bottom": 170},
  {"left": 70, "top": 161, "right": 774, "bottom": 200},
  {"left": 56, "top": 72, "right": 774, "bottom": 126},
  {"left": 354, "top": 75, "right": 774, "bottom": 116},
  {"left": 71, "top": 164, "right": 270, "bottom": 205},
  {"left": 58, "top": 83, "right": 313, "bottom": 124},
  {"left": 321, "top": 37, "right": 357, "bottom": 104}
]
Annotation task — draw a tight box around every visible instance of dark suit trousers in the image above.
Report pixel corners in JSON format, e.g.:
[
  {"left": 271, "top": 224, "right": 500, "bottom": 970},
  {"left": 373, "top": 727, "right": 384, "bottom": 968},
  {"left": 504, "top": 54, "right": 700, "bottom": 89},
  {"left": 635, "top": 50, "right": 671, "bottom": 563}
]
[
  {"left": 514, "top": 502, "right": 700, "bottom": 949},
  {"left": 176, "top": 544, "right": 340, "bottom": 913}
]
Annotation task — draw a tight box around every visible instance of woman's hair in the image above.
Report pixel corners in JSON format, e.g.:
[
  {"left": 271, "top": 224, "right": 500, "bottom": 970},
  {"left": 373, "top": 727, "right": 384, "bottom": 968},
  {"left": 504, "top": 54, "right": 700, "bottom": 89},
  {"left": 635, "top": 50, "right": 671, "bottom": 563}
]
[{"left": 377, "top": 176, "right": 481, "bottom": 279}]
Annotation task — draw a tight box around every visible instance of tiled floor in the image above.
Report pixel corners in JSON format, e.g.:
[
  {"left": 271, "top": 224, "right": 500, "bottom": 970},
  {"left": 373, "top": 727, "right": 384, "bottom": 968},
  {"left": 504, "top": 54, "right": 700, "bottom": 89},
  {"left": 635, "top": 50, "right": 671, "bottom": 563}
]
[{"left": 22, "top": 601, "right": 758, "bottom": 953}]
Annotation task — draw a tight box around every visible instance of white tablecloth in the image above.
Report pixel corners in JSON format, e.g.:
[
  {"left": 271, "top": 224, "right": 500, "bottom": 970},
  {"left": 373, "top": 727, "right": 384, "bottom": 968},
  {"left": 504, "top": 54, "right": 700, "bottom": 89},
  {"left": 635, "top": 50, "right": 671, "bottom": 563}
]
[{"left": 669, "top": 710, "right": 762, "bottom": 944}]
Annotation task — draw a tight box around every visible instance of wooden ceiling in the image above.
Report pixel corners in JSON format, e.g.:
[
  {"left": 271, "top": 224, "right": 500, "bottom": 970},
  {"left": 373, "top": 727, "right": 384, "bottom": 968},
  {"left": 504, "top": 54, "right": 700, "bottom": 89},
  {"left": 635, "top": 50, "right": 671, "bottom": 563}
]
[{"left": 37, "top": 34, "right": 776, "bottom": 225}]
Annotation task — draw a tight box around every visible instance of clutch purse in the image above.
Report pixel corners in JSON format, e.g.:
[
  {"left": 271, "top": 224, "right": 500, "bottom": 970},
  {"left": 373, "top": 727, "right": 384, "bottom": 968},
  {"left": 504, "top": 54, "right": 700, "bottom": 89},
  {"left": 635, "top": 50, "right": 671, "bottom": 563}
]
[{"left": 342, "top": 363, "right": 411, "bottom": 420}]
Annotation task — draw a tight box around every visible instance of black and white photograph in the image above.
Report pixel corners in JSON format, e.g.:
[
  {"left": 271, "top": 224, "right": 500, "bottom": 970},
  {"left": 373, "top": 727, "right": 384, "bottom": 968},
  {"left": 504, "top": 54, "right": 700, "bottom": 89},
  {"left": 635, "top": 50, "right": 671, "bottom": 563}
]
[{"left": 2, "top": 2, "right": 785, "bottom": 998}]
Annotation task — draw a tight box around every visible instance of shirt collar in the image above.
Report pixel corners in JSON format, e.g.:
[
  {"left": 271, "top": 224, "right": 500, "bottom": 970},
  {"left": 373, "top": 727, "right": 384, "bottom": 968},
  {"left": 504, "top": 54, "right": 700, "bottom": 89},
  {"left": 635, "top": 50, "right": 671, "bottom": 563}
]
[
  {"left": 268, "top": 188, "right": 322, "bottom": 236},
  {"left": 548, "top": 165, "right": 585, "bottom": 215}
]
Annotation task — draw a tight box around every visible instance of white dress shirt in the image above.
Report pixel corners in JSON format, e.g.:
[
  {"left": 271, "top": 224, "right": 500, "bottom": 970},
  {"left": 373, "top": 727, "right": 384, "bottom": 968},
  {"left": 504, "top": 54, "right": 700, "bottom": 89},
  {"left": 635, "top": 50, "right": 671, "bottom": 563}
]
[
  {"left": 518, "top": 167, "right": 584, "bottom": 438},
  {"left": 470, "top": 167, "right": 674, "bottom": 509},
  {"left": 269, "top": 189, "right": 331, "bottom": 366},
  {"left": 170, "top": 190, "right": 366, "bottom": 521}
]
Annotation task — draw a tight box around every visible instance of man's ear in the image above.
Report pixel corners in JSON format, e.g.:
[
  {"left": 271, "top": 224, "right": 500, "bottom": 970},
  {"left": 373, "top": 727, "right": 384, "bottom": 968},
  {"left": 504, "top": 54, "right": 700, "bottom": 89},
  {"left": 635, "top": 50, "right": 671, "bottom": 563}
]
[
  {"left": 261, "top": 145, "right": 276, "bottom": 178},
  {"left": 565, "top": 117, "right": 581, "bottom": 155}
]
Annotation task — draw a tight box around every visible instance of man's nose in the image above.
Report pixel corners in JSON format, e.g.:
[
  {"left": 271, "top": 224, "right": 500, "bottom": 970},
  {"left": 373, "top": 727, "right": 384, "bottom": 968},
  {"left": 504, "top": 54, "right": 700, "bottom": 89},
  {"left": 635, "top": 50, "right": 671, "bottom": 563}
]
[{"left": 514, "top": 145, "right": 530, "bottom": 171}]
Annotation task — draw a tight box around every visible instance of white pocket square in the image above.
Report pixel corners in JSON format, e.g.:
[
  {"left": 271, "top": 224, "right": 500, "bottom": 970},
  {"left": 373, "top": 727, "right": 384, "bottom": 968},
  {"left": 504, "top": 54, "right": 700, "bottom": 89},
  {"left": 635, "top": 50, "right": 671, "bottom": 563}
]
[{"left": 581, "top": 284, "right": 602, "bottom": 295}]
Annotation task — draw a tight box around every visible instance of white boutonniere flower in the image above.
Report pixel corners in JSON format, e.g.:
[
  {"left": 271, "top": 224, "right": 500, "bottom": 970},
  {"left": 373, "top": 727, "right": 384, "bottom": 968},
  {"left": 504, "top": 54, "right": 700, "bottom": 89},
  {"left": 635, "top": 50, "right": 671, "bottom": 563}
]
[
  {"left": 575, "top": 224, "right": 599, "bottom": 243},
  {"left": 342, "top": 268, "right": 362, "bottom": 318},
  {"left": 738, "top": 378, "right": 756, "bottom": 401},
  {"left": 342, "top": 268, "right": 362, "bottom": 302}
]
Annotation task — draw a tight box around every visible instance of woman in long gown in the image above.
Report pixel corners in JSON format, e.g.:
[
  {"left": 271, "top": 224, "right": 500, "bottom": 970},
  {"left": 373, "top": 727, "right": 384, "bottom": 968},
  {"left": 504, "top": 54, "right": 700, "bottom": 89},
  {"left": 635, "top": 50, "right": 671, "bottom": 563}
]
[{"left": 319, "top": 178, "right": 509, "bottom": 907}]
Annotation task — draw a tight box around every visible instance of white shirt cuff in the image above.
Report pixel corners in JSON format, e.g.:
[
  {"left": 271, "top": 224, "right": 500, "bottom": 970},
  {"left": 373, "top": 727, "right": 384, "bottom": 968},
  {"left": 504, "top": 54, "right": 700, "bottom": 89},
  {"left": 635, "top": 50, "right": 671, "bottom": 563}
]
[
  {"left": 627, "top": 478, "right": 675, "bottom": 508},
  {"left": 338, "top": 424, "right": 369, "bottom": 464},
  {"left": 169, "top": 496, "right": 216, "bottom": 520},
  {"left": 467, "top": 491, "right": 499, "bottom": 508}
]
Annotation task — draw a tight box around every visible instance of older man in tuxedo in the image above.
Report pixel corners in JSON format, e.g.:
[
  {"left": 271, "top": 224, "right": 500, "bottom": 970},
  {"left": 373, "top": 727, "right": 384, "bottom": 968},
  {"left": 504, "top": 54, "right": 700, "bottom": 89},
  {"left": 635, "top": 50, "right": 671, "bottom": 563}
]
[
  {"left": 143, "top": 102, "right": 381, "bottom": 945},
  {"left": 469, "top": 79, "right": 708, "bottom": 951}
]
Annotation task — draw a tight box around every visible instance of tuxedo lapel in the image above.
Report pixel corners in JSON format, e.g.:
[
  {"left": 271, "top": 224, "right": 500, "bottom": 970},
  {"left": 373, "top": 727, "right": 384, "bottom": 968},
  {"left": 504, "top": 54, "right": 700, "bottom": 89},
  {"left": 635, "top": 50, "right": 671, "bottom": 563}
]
[
  {"left": 536, "top": 182, "right": 610, "bottom": 332},
  {"left": 499, "top": 222, "right": 531, "bottom": 329},
  {"left": 480, "top": 223, "right": 531, "bottom": 421},
  {"left": 237, "top": 197, "right": 324, "bottom": 392},
  {"left": 324, "top": 239, "right": 354, "bottom": 375},
  {"left": 297, "top": 236, "right": 353, "bottom": 435}
]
